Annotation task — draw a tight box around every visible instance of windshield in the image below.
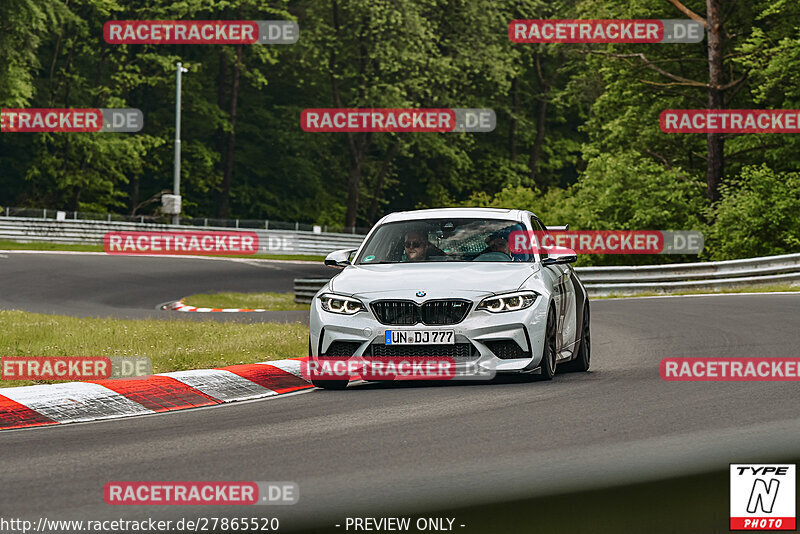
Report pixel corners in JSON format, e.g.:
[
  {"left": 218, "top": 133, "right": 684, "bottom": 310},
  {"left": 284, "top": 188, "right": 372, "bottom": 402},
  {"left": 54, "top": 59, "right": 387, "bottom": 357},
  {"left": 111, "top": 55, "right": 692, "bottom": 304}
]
[{"left": 355, "top": 218, "right": 533, "bottom": 264}]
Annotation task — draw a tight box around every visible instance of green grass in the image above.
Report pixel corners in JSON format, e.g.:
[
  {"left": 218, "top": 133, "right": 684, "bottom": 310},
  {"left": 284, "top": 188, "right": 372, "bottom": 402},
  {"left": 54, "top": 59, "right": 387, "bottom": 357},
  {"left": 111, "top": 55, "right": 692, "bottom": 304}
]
[
  {"left": 180, "top": 282, "right": 800, "bottom": 311},
  {"left": 0, "top": 240, "right": 325, "bottom": 262},
  {"left": 182, "top": 283, "right": 800, "bottom": 310},
  {"left": 596, "top": 283, "right": 800, "bottom": 299},
  {"left": 0, "top": 240, "right": 103, "bottom": 252},
  {"left": 0, "top": 310, "right": 309, "bottom": 388},
  {"left": 249, "top": 253, "right": 325, "bottom": 262},
  {"left": 182, "top": 291, "right": 309, "bottom": 311}
]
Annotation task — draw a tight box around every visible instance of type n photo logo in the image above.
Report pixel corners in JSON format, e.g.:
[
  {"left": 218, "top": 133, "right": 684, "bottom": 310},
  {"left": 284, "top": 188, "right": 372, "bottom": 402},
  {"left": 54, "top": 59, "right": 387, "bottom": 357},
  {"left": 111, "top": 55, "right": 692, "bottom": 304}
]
[{"left": 730, "top": 464, "right": 796, "bottom": 530}]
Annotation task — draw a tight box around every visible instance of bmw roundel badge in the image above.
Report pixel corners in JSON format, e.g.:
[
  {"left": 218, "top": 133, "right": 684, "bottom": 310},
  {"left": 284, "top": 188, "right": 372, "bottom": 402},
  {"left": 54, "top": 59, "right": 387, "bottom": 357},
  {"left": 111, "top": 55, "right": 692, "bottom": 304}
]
[{"left": 416, "top": 291, "right": 426, "bottom": 297}]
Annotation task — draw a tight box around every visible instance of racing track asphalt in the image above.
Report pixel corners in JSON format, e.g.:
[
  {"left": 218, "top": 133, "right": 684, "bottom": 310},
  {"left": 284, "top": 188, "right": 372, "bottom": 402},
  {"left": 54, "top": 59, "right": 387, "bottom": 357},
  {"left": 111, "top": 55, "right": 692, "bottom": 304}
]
[
  {"left": 1, "top": 252, "right": 799, "bottom": 533},
  {"left": 0, "top": 251, "right": 333, "bottom": 323}
]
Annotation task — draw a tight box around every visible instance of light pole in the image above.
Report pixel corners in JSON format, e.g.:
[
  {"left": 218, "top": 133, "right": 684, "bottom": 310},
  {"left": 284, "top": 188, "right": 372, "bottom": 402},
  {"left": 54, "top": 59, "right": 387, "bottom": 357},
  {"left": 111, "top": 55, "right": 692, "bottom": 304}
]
[{"left": 172, "top": 61, "right": 189, "bottom": 225}]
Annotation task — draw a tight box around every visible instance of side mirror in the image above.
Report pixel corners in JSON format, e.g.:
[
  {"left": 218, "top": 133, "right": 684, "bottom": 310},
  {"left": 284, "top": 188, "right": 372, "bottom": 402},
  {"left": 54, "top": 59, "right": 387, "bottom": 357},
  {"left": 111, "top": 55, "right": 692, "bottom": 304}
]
[
  {"left": 325, "top": 249, "right": 357, "bottom": 268},
  {"left": 542, "top": 248, "right": 577, "bottom": 265}
]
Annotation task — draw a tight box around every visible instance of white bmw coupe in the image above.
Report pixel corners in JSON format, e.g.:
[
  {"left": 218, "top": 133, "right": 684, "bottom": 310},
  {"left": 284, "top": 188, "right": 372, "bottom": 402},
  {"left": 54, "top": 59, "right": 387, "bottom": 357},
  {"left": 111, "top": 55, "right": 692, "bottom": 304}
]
[{"left": 309, "top": 208, "right": 590, "bottom": 389}]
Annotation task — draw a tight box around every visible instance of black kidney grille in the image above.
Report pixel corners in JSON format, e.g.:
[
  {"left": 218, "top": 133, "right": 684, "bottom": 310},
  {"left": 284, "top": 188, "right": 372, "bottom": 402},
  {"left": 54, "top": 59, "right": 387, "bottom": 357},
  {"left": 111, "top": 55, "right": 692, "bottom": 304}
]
[
  {"left": 370, "top": 300, "right": 471, "bottom": 326},
  {"left": 371, "top": 300, "right": 418, "bottom": 325},
  {"left": 422, "top": 300, "right": 471, "bottom": 325}
]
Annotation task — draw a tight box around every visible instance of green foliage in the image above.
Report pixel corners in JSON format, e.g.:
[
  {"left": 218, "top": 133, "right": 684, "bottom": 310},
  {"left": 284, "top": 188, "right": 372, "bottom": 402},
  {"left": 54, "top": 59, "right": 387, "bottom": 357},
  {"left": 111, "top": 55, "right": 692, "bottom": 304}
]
[
  {"left": 23, "top": 133, "right": 164, "bottom": 212},
  {"left": 454, "top": 150, "right": 707, "bottom": 265},
  {"left": 0, "top": 0, "right": 72, "bottom": 107},
  {"left": 0, "top": 0, "right": 799, "bottom": 264},
  {"left": 570, "top": 150, "right": 706, "bottom": 232},
  {"left": 706, "top": 165, "right": 800, "bottom": 260}
]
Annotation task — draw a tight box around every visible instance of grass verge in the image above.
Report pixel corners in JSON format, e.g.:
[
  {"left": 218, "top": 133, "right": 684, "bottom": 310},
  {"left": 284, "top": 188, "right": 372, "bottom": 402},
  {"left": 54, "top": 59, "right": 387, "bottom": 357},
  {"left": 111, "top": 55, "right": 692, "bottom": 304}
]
[
  {"left": 0, "top": 310, "right": 309, "bottom": 388},
  {"left": 0, "top": 240, "right": 325, "bottom": 262},
  {"left": 182, "top": 291, "right": 309, "bottom": 311},
  {"left": 0, "top": 240, "right": 102, "bottom": 253},
  {"left": 595, "top": 283, "right": 800, "bottom": 299},
  {"left": 182, "top": 283, "right": 800, "bottom": 310}
]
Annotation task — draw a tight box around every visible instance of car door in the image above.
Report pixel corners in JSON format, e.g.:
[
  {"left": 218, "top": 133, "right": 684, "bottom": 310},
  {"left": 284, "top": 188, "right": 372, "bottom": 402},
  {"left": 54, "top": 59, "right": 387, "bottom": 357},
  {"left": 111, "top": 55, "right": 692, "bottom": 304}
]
[{"left": 532, "top": 217, "right": 576, "bottom": 356}]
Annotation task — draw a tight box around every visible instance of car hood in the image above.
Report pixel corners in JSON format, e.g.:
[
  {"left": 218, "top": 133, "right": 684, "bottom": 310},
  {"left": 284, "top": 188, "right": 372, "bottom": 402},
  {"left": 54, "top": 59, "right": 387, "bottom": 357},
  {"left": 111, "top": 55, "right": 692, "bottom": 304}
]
[{"left": 329, "top": 262, "right": 539, "bottom": 298}]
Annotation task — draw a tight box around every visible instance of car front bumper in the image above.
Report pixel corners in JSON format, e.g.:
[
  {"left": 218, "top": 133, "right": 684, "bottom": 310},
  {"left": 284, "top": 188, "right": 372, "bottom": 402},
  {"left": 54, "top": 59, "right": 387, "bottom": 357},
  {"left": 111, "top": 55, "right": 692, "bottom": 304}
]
[{"left": 309, "top": 292, "right": 550, "bottom": 376}]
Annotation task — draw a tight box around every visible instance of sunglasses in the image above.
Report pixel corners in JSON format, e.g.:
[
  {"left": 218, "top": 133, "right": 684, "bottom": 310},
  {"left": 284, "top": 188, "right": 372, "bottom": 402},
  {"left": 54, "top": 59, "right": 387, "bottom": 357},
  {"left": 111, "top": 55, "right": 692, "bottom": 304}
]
[{"left": 404, "top": 240, "right": 424, "bottom": 248}]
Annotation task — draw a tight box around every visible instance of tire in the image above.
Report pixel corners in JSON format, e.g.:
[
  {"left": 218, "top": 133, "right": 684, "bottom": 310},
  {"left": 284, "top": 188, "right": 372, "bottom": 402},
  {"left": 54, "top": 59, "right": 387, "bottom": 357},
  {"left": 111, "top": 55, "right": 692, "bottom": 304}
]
[
  {"left": 311, "top": 379, "right": 349, "bottom": 390},
  {"left": 536, "top": 307, "right": 558, "bottom": 381},
  {"left": 561, "top": 302, "right": 590, "bottom": 373}
]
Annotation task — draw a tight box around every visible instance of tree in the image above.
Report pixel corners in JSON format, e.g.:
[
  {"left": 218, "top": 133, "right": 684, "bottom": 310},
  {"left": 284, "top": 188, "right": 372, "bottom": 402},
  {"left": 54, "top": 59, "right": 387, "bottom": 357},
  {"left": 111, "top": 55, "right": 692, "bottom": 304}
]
[
  {"left": 706, "top": 165, "right": 800, "bottom": 260},
  {"left": 578, "top": 0, "right": 751, "bottom": 203}
]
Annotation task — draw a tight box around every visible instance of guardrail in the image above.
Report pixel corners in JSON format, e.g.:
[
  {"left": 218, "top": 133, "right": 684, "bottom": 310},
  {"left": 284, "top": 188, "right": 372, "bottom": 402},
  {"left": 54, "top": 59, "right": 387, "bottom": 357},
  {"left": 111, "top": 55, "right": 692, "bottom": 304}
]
[
  {"left": 0, "top": 217, "right": 364, "bottom": 256},
  {"left": 294, "top": 279, "right": 333, "bottom": 303},
  {"left": 1, "top": 206, "right": 371, "bottom": 235},
  {"left": 293, "top": 252, "right": 800, "bottom": 302}
]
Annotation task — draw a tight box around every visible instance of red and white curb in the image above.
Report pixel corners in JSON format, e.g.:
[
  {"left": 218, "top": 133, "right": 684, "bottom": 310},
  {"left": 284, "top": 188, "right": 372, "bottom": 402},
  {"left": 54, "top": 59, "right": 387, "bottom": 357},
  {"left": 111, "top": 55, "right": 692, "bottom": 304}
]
[
  {"left": 0, "top": 358, "right": 312, "bottom": 431},
  {"left": 163, "top": 300, "right": 267, "bottom": 313}
]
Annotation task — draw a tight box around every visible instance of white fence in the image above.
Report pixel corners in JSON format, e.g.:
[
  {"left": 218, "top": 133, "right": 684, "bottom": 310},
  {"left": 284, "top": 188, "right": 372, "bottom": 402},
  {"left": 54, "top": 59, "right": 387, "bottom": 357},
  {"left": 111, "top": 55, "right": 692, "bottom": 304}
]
[
  {"left": 294, "top": 252, "right": 800, "bottom": 301},
  {"left": 0, "top": 217, "right": 364, "bottom": 256}
]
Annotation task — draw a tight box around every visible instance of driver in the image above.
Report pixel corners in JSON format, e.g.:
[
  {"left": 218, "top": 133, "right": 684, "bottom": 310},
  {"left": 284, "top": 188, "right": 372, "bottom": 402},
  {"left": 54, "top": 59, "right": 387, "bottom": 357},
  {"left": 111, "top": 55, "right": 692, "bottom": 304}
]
[
  {"left": 403, "top": 230, "right": 433, "bottom": 262},
  {"left": 402, "top": 230, "right": 446, "bottom": 262}
]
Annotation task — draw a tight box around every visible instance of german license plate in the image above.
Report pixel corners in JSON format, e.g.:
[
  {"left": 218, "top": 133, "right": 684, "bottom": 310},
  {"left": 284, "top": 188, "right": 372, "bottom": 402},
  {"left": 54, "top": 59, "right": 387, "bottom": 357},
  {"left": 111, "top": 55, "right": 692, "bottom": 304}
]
[{"left": 384, "top": 330, "right": 455, "bottom": 345}]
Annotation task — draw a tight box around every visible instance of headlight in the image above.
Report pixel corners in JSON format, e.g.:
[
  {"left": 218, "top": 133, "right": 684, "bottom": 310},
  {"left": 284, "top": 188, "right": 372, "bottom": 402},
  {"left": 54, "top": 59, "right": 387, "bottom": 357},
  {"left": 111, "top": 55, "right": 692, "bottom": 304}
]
[
  {"left": 319, "top": 293, "right": 366, "bottom": 315},
  {"left": 477, "top": 291, "right": 538, "bottom": 313}
]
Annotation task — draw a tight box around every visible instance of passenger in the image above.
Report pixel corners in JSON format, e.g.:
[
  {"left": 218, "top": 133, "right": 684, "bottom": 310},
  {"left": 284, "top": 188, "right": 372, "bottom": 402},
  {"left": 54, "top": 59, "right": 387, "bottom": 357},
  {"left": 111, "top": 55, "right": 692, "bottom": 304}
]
[
  {"left": 486, "top": 235, "right": 510, "bottom": 255},
  {"left": 474, "top": 232, "right": 513, "bottom": 261}
]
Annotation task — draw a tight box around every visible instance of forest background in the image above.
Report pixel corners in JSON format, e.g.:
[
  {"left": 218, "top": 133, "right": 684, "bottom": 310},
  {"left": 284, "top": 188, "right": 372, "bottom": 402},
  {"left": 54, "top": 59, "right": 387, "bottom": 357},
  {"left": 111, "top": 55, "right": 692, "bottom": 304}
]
[{"left": 1, "top": 0, "right": 799, "bottom": 265}]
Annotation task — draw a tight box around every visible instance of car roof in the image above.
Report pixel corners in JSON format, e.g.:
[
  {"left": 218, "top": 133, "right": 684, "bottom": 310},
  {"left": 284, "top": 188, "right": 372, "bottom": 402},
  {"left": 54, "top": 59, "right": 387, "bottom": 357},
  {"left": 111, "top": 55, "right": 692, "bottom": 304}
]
[{"left": 379, "top": 207, "right": 533, "bottom": 224}]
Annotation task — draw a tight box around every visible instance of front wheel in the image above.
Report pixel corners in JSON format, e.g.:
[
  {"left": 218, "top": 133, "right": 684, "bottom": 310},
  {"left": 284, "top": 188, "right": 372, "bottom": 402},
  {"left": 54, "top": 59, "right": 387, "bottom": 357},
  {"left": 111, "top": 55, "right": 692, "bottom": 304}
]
[
  {"left": 311, "top": 379, "right": 349, "bottom": 390},
  {"left": 536, "top": 307, "right": 558, "bottom": 381}
]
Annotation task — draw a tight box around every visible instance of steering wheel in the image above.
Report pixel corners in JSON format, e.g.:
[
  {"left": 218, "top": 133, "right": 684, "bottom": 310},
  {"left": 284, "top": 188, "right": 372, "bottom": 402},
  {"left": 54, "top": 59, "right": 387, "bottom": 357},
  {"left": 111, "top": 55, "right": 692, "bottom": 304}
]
[{"left": 473, "top": 251, "right": 513, "bottom": 262}]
